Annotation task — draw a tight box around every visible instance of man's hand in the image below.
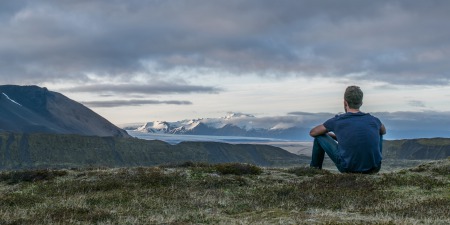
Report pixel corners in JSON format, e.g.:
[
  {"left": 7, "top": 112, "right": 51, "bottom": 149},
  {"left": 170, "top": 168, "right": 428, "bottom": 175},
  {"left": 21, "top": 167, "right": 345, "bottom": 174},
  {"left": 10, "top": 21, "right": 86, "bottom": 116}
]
[
  {"left": 380, "top": 124, "right": 386, "bottom": 135},
  {"left": 328, "top": 132, "right": 337, "bottom": 140},
  {"left": 309, "top": 124, "right": 328, "bottom": 137}
]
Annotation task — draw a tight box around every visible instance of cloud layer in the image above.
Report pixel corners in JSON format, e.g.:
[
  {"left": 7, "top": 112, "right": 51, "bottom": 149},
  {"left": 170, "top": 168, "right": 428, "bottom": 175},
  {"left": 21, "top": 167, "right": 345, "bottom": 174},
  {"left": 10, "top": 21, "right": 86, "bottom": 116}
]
[
  {"left": 1, "top": 0, "right": 449, "bottom": 85},
  {"left": 63, "top": 83, "right": 221, "bottom": 95},
  {"left": 220, "top": 111, "right": 450, "bottom": 139},
  {"left": 81, "top": 99, "right": 192, "bottom": 108}
]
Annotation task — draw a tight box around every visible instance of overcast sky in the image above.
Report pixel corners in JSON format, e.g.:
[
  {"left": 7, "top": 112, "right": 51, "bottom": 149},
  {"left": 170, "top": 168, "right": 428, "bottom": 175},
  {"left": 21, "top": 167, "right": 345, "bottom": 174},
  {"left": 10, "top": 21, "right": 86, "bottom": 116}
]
[{"left": 1, "top": 0, "right": 450, "bottom": 138}]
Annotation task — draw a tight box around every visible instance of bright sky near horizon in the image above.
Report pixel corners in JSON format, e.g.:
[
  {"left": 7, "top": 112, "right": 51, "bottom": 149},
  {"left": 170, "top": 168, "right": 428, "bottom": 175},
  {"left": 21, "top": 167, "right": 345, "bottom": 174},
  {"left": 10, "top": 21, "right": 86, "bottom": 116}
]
[{"left": 1, "top": 0, "right": 450, "bottom": 134}]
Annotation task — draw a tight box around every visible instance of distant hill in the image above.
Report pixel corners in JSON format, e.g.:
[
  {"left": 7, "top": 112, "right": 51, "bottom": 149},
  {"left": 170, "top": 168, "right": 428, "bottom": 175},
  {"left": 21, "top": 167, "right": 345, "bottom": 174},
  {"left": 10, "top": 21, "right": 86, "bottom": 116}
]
[
  {"left": 0, "top": 85, "right": 129, "bottom": 137},
  {"left": 1, "top": 131, "right": 449, "bottom": 170},
  {"left": 384, "top": 138, "right": 450, "bottom": 160},
  {"left": 0, "top": 132, "right": 308, "bottom": 170}
]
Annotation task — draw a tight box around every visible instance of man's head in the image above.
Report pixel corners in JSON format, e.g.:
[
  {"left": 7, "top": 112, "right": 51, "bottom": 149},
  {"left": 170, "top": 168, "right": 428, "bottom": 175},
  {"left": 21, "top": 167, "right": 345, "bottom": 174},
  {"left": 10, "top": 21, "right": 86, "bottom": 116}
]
[{"left": 344, "top": 86, "right": 363, "bottom": 110}]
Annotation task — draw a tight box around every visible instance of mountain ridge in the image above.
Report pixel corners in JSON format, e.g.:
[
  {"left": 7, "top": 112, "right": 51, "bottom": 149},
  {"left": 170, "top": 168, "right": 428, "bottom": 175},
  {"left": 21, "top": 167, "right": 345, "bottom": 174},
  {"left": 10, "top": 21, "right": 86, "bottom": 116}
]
[
  {"left": 383, "top": 138, "right": 450, "bottom": 160},
  {"left": 0, "top": 85, "right": 129, "bottom": 137},
  {"left": 134, "top": 113, "right": 311, "bottom": 140}
]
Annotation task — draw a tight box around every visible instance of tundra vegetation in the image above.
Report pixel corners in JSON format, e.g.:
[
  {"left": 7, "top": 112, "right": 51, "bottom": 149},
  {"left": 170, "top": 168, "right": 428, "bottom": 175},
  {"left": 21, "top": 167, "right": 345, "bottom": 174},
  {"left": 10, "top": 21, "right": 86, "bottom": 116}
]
[{"left": 0, "top": 159, "right": 448, "bottom": 224}]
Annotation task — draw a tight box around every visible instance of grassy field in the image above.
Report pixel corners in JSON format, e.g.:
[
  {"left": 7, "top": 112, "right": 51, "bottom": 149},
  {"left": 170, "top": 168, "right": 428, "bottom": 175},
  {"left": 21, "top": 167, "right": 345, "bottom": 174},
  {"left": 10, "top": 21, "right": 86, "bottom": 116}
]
[{"left": 0, "top": 159, "right": 449, "bottom": 224}]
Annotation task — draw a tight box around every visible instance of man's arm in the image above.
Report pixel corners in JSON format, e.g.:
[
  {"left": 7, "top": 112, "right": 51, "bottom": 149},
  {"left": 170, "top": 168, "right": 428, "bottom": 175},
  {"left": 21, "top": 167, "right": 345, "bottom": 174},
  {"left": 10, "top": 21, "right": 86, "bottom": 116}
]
[
  {"left": 309, "top": 124, "right": 328, "bottom": 137},
  {"left": 380, "top": 124, "right": 386, "bottom": 135}
]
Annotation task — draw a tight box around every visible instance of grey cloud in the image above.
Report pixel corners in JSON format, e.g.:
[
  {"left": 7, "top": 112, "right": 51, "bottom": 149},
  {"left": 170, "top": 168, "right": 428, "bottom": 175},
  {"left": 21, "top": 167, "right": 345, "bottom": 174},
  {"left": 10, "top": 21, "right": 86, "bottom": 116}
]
[
  {"left": 200, "top": 110, "right": 450, "bottom": 139},
  {"left": 62, "top": 83, "right": 221, "bottom": 95},
  {"left": 373, "top": 84, "right": 399, "bottom": 91},
  {"left": 288, "top": 112, "right": 334, "bottom": 117},
  {"left": 371, "top": 111, "right": 450, "bottom": 139},
  {"left": 287, "top": 110, "right": 450, "bottom": 132},
  {"left": 372, "top": 111, "right": 450, "bottom": 128},
  {"left": 407, "top": 100, "right": 426, "bottom": 108},
  {"left": 205, "top": 112, "right": 333, "bottom": 130},
  {"left": 285, "top": 111, "right": 450, "bottom": 139},
  {"left": 1, "top": 0, "right": 450, "bottom": 85},
  {"left": 81, "top": 99, "right": 192, "bottom": 108}
]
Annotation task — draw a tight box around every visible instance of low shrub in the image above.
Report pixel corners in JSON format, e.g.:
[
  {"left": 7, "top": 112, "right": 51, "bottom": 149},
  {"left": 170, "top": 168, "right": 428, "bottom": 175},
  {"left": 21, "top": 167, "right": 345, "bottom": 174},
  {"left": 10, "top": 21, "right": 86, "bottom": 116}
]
[
  {"left": 286, "top": 166, "right": 332, "bottom": 177},
  {"left": 389, "top": 198, "right": 450, "bottom": 219},
  {"left": 431, "top": 164, "right": 450, "bottom": 175},
  {"left": 0, "top": 169, "right": 68, "bottom": 184},
  {"left": 170, "top": 161, "right": 212, "bottom": 168},
  {"left": 130, "top": 167, "right": 183, "bottom": 187},
  {"left": 47, "top": 207, "right": 114, "bottom": 223},
  {"left": 0, "top": 192, "right": 43, "bottom": 207},
  {"left": 214, "top": 163, "right": 262, "bottom": 175},
  {"left": 379, "top": 173, "right": 446, "bottom": 189},
  {"left": 199, "top": 175, "right": 248, "bottom": 189},
  {"left": 252, "top": 173, "right": 389, "bottom": 212}
]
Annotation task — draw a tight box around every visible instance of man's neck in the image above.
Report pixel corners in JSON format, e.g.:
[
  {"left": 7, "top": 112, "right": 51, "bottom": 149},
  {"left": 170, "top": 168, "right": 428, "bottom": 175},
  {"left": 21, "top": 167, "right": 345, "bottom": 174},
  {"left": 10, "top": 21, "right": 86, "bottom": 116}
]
[{"left": 347, "top": 108, "right": 360, "bottom": 113}]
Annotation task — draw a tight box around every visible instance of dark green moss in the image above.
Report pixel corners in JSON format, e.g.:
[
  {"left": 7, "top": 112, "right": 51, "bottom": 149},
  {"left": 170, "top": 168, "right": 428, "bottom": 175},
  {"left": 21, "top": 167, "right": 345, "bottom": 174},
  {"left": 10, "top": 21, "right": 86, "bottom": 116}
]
[
  {"left": 0, "top": 169, "right": 68, "bottom": 184},
  {"left": 286, "top": 166, "right": 332, "bottom": 177},
  {"left": 0, "top": 192, "right": 43, "bottom": 207},
  {"left": 214, "top": 163, "right": 262, "bottom": 175},
  {"left": 389, "top": 198, "right": 450, "bottom": 219},
  {"left": 379, "top": 173, "right": 446, "bottom": 189},
  {"left": 197, "top": 175, "right": 248, "bottom": 189},
  {"left": 45, "top": 207, "right": 114, "bottom": 223}
]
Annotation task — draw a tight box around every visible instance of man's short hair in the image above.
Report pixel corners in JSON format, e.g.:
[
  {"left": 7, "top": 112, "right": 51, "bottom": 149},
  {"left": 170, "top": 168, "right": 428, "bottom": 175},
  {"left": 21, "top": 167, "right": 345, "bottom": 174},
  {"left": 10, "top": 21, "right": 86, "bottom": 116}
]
[{"left": 344, "top": 86, "right": 363, "bottom": 109}]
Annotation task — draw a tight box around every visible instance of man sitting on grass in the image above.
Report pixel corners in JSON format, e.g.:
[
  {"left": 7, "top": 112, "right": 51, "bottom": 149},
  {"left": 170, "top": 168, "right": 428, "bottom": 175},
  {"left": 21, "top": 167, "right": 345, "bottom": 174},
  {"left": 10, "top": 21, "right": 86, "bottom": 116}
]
[{"left": 309, "top": 86, "right": 386, "bottom": 173}]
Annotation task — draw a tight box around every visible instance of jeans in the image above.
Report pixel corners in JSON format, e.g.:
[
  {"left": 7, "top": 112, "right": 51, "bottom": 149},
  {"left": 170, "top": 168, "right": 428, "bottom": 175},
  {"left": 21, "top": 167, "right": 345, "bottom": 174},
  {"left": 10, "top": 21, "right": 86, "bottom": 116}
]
[
  {"left": 310, "top": 134, "right": 344, "bottom": 172},
  {"left": 310, "top": 134, "right": 383, "bottom": 173}
]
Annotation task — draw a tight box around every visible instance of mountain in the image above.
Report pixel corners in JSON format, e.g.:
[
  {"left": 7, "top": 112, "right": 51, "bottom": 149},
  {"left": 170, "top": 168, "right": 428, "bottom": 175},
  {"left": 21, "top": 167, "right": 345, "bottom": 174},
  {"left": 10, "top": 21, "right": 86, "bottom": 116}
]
[
  {"left": 383, "top": 138, "right": 450, "bottom": 160},
  {"left": 0, "top": 132, "right": 308, "bottom": 170},
  {"left": 134, "top": 113, "right": 311, "bottom": 140},
  {"left": 0, "top": 85, "right": 129, "bottom": 137}
]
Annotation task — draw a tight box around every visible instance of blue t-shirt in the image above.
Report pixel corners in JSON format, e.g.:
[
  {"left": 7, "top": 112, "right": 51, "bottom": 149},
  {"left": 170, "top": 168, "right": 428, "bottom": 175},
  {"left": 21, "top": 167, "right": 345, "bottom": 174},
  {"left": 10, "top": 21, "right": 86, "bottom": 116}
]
[{"left": 323, "top": 112, "right": 382, "bottom": 172}]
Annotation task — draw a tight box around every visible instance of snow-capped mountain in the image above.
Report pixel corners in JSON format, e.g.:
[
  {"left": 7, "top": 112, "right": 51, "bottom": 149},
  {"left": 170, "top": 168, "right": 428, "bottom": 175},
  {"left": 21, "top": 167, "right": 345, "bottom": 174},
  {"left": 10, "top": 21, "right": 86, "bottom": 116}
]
[{"left": 134, "top": 112, "right": 312, "bottom": 140}]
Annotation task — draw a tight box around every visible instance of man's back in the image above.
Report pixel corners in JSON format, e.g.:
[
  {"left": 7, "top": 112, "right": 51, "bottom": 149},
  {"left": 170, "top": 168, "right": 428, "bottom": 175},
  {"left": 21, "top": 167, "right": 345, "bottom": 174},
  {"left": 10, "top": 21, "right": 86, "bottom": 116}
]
[
  {"left": 309, "top": 86, "right": 386, "bottom": 173},
  {"left": 324, "top": 112, "right": 382, "bottom": 172}
]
